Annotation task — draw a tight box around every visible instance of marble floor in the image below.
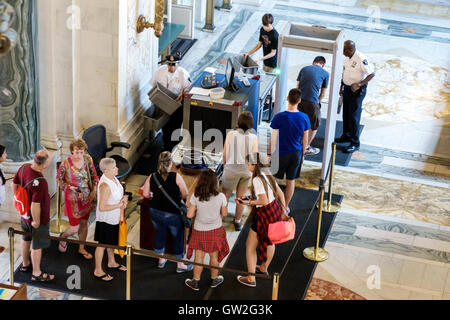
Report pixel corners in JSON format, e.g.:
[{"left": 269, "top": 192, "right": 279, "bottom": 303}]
[{"left": 1, "top": 0, "right": 449, "bottom": 300}]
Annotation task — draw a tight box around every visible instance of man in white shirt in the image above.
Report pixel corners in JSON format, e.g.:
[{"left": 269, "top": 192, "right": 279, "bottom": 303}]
[
  {"left": 335, "top": 40, "right": 375, "bottom": 153},
  {"left": 150, "top": 53, "right": 192, "bottom": 151}
]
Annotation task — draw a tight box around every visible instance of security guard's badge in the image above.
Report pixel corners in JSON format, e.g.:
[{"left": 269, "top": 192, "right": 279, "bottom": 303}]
[
  {"left": 170, "top": 56, "right": 174, "bottom": 62},
  {"left": 351, "top": 61, "right": 357, "bottom": 68},
  {"left": 362, "top": 59, "right": 368, "bottom": 65}
]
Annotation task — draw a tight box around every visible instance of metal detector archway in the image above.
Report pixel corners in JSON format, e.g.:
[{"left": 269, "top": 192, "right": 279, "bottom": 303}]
[{"left": 274, "top": 23, "right": 345, "bottom": 183}]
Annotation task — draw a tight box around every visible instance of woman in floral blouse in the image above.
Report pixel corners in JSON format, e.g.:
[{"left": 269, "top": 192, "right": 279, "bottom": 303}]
[{"left": 56, "top": 139, "right": 98, "bottom": 259}]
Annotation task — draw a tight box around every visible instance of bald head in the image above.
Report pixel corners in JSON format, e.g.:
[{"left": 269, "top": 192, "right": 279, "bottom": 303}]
[
  {"left": 344, "top": 40, "right": 356, "bottom": 58},
  {"left": 34, "top": 149, "right": 50, "bottom": 167}
]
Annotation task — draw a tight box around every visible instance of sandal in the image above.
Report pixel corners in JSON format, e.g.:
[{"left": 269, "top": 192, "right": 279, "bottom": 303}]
[
  {"left": 94, "top": 273, "right": 114, "bottom": 282},
  {"left": 107, "top": 264, "right": 127, "bottom": 272},
  {"left": 78, "top": 251, "right": 93, "bottom": 260},
  {"left": 31, "top": 272, "right": 55, "bottom": 282},
  {"left": 19, "top": 263, "right": 32, "bottom": 273}
]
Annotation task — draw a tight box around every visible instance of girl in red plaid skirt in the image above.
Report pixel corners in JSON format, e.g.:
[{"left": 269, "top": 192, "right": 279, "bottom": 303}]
[
  {"left": 236, "top": 153, "right": 287, "bottom": 287},
  {"left": 185, "top": 169, "right": 229, "bottom": 291}
]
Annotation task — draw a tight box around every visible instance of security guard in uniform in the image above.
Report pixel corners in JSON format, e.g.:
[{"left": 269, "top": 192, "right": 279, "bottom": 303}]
[
  {"left": 335, "top": 40, "right": 375, "bottom": 153},
  {"left": 150, "top": 53, "right": 192, "bottom": 151}
]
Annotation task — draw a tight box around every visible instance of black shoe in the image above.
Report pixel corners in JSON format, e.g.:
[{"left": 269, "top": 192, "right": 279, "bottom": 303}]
[
  {"left": 233, "top": 220, "right": 242, "bottom": 231},
  {"left": 344, "top": 145, "right": 360, "bottom": 153},
  {"left": 334, "top": 136, "right": 351, "bottom": 143}
]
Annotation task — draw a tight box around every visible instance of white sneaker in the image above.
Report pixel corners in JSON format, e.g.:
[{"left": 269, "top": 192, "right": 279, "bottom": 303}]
[{"left": 306, "top": 146, "right": 320, "bottom": 155}]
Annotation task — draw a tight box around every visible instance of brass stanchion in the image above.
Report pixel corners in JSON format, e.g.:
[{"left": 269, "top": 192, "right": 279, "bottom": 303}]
[
  {"left": 303, "top": 187, "right": 329, "bottom": 262},
  {"left": 323, "top": 143, "right": 341, "bottom": 213},
  {"left": 50, "top": 185, "right": 69, "bottom": 234},
  {"left": 272, "top": 273, "right": 280, "bottom": 300},
  {"left": 220, "top": 0, "right": 232, "bottom": 11},
  {"left": 126, "top": 245, "right": 132, "bottom": 300},
  {"left": 9, "top": 228, "right": 14, "bottom": 286}
]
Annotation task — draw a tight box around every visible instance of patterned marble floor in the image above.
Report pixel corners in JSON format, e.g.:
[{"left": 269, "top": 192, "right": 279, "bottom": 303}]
[{"left": 1, "top": 0, "right": 449, "bottom": 300}]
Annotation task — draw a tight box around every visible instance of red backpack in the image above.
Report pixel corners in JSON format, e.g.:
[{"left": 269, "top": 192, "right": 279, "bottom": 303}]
[{"left": 14, "top": 165, "right": 44, "bottom": 222}]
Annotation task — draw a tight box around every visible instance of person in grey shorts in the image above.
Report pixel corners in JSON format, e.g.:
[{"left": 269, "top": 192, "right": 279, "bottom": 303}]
[
  {"left": 221, "top": 112, "right": 258, "bottom": 231},
  {"left": 12, "top": 150, "right": 54, "bottom": 282}
]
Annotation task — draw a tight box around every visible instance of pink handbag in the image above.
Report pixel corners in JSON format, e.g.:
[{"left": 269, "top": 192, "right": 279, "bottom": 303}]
[{"left": 268, "top": 218, "right": 296, "bottom": 244}]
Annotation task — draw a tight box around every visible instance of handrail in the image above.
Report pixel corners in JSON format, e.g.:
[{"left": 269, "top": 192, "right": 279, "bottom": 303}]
[
  {"left": 8, "top": 228, "right": 270, "bottom": 280},
  {"left": 133, "top": 247, "right": 271, "bottom": 279},
  {"left": 11, "top": 229, "right": 126, "bottom": 251}
]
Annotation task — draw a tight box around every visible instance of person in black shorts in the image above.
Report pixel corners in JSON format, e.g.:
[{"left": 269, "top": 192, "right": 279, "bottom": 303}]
[
  {"left": 269, "top": 89, "right": 310, "bottom": 214},
  {"left": 297, "top": 56, "right": 329, "bottom": 155},
  {"left": 243, "top": 13, "right": 279, "bottom": 73}
]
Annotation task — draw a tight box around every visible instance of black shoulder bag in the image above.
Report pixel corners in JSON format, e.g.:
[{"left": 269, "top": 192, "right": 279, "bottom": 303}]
[{"left": 152, "top": 174, "right": 192, "bottom": 228}]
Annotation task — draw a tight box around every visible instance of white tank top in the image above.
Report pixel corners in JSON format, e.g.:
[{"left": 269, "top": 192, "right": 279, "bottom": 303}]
[{"left": 96, "top": 175, "right": 123, "bottom": 225}]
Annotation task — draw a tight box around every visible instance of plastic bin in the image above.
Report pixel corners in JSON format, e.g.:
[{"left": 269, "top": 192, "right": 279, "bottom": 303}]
[
  {"left": 147, "top": 82, "right": 182, "bottom": 116},
  {"left": 143, "top": 105, "right": 170, "bottom": 131},
  {"left": 234, "top": 55, "right": 259, "bottom": 75}
]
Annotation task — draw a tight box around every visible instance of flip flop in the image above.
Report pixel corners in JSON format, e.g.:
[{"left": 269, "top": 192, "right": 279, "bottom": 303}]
[
  {"left": 94, "top": 273, "right": 114, "bottom": 282},
  {"left": 107, "top": 264, "right": 127, "bottom": 272},
  {"left": 31, "top": 272, "right": 55, "bottom": 282},
  {"left": 19, "top": 263, "right": 32, "bottom": 273}
]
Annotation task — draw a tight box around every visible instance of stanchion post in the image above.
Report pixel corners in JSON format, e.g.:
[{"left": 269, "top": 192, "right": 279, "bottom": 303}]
[
  {"left": 303, "top": 187, "right": 329, "bottom": 262},
  {"left": 323, "top": 142, "right": 341, "bottom": 213},
  {"left": 50, "top": 182, "right": 69, "bottom": 234},
  {"left": 8, "top": 228, "right": 14, "bottom": 286},
  {"left": 272, "top": 273, "right": 280, "bottom": 300},
  {"left": 126, "top": 245, "right": 132, "bottom": 300}
]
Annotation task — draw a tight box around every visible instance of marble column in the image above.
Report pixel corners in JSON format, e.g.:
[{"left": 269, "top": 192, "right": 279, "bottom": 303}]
[{"left": 0, "top": 0, "right": 39, "bottom": 162}]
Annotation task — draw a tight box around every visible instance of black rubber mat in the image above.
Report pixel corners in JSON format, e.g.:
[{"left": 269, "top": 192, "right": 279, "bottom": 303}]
[
  {"left": 14, "top": 188, "right": 342, "bottom": 300},
  {"left": 207, "top": 188, "right": 341, "bottom": 300},
  {"left": 306, "top": 118, "right": 364, "bottom": 166},
  {"left": 170, "top": 38, "right": 198, "bottom": 61}
]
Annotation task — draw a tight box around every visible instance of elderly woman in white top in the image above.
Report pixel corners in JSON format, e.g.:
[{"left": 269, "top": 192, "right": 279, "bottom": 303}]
[{"left": 93, "top": 158, "right": 128, "bottom": 282}]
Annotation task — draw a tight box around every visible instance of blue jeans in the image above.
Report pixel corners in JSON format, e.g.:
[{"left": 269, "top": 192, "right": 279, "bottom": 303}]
[{"left": 149, "top": 208, "right": 185, "bottom": 259}]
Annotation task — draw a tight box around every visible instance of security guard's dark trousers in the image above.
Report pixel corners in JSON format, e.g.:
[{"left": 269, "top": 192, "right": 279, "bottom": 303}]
[{"left": 342, "top": 84, "right": 367, "bottom": 147}]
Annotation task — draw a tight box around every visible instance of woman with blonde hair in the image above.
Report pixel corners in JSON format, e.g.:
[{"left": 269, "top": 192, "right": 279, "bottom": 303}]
[
  {"left": 143, "top": 151, "right": 193, "bottom": 273},
  {"left": 57, "top": 139, "right": 98, "bottom": 259}
]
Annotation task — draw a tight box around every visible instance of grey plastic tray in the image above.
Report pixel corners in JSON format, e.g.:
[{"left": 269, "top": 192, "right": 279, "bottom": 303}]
[
  {"left": 143, "top": 105, "right": 170, "bottom": 131},
  {"left": 234, "top": 55, "right": 259, "bottom": 75},
  {"left": 148, "top": 82, "right": 182, "bottom": 116}
]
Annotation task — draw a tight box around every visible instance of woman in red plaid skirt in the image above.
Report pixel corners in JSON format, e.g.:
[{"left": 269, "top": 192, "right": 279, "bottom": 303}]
[
  {"left": 185, "top": 169, "right": 230, "bottom": 291},
  {"left": 236, "top": 153, "right": 287, "bottom": 287}
]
